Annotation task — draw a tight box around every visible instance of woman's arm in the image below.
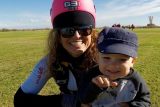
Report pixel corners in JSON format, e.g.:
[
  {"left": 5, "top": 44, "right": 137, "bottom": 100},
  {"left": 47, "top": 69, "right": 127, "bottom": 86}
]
[
  {"left": 14, "top": 87, "right": 62, "bottom": 107},
  {"left": 14, "top": 57, "right": 62, "bottom": 107},
  {"left": 20, "top": 57, "right": 50, "bottom": 94}
]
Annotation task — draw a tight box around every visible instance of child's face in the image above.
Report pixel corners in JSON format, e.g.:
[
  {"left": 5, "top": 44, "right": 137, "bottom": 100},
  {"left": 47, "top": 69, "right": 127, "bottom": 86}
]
[{"left": 98, "top": 53, "right": 136, "bottom": 80}]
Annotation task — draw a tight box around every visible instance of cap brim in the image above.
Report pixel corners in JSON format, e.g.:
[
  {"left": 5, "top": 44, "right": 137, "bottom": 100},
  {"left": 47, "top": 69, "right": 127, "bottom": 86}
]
[
  {"left": 98, "top": 43, "right": 137, "bottom": 57},
  {"left": 53, "top": 11, "right": 95, "bottom": 28}
]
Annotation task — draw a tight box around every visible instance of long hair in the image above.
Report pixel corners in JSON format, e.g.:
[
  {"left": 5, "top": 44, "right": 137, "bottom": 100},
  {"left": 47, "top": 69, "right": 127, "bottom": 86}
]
[{"left": 47, "top": 29, "right": 98, "bottom": 76}]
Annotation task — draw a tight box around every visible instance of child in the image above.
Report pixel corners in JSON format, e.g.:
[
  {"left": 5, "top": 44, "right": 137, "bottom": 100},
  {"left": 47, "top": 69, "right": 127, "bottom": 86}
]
[{"left": 79, "top": 27, "right": 151, "bottom": 107}]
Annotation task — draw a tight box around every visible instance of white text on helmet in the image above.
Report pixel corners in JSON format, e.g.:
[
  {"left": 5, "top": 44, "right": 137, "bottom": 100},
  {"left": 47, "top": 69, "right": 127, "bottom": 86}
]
[{"left": 64, "top": 1, "right": 79, "bottom": 10}]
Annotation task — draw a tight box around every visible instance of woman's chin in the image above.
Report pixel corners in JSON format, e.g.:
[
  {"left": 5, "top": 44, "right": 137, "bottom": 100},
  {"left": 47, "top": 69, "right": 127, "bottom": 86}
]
[{"left": 69, "top": 50, "right": 84, "bottom": 57}]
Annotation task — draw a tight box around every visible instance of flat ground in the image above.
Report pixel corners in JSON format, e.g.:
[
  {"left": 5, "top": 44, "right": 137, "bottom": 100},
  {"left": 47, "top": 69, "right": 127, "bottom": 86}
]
[{"left": 0, "top": 28, "right": 160, "bottom": 107}]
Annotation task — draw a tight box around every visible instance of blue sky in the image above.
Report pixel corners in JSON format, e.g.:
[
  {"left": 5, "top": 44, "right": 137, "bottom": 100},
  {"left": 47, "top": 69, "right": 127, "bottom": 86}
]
[{"left": 0, "top": 0, "right": 160, "bottom": 29}]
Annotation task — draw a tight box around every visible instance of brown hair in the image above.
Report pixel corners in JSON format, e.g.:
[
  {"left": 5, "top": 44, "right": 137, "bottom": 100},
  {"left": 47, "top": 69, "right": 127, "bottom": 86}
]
[{"left": 47, "top": 29, "right": 98, "bottom": 76}]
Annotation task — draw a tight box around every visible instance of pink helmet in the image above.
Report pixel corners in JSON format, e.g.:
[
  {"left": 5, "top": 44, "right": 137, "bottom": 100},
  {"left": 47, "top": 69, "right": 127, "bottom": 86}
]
[{"left": 50, "top": 0, "right": 96, "bottom": 28}]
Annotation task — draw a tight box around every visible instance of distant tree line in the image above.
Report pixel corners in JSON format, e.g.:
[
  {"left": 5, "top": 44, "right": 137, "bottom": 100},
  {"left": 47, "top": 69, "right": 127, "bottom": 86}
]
[
  {"left": 1, "top": 26, "right": 160, "bottom": 32},
  {"left": 0, "top": 28, "right": 51, "bottom": 32}
]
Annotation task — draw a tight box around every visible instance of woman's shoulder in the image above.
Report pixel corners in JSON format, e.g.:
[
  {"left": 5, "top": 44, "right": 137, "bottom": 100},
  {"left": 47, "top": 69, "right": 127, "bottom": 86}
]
[
  {"left": 36, "top": 55, "right": 55, "bottom": 68},
  {"left": 38, "top": 55, "right": 48, "bottom": 64},
  {"left": 33, "top": 55, "right": 52, "bottom": 76}
]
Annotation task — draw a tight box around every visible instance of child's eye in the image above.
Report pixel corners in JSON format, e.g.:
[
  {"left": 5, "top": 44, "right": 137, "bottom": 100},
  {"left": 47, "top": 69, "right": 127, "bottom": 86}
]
[
  {"left": 119, "top": 58, "right": 128, "bottom": 62},
  {"left": 103, "top": 57, "right": 110, "bottom": 60}
]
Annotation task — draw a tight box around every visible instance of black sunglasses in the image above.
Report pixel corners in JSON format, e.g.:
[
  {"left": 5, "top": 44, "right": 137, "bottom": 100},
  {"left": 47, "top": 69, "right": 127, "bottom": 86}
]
[{"left": 59, "top": 25, "right": 93, "bottom": 38}]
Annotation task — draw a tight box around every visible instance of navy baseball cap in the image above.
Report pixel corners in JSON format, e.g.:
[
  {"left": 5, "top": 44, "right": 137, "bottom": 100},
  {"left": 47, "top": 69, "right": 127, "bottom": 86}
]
[{"left": 97, "top": 27, "right": 138, "bottom": 57}]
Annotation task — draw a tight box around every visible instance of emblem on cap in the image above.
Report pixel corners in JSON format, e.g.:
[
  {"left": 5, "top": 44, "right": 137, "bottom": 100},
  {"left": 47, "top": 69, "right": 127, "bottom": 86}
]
[{"left": 64, "top": 0, "right": 80, "bottom": 10}]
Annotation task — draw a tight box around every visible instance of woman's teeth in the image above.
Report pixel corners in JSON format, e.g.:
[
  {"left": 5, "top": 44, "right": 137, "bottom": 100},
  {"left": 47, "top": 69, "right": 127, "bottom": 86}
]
[{"left": 71, "top": 41, "right": 83, "bottom": 46}]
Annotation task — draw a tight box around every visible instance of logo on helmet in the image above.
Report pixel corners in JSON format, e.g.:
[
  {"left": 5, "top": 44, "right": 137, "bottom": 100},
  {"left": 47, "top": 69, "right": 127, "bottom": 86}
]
[{"left": 64, "top": 1, "right": 79, "bottom": 10}]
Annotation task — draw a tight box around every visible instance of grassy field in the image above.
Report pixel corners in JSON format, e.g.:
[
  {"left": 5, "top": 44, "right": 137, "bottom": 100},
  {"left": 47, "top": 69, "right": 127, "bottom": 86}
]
[{"left": 0, "top": 28, "right": 160, "bottom": 107}]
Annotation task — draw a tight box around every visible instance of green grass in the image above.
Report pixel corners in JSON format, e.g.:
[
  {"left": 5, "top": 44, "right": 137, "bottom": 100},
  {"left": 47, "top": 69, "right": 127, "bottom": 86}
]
[
  {"left": 0, "top": 28, "right": 160, "bottom": 106},
  {"left": 0, "top": 30, "right": 59, "bottom": 107},
  {"left": 134, "top": 28, "right": 160, "bottom": 107}
]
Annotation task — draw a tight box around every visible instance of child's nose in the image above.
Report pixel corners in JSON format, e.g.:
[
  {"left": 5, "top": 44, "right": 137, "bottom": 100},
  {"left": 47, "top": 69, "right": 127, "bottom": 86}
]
[{"left": 108, "top": 60, "right": 119, "bottom": 69}]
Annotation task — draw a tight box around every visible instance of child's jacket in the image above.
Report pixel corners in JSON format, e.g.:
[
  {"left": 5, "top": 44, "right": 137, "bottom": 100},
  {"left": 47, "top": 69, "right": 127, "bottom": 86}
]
[{"left": 79, "top": 66, "right": 151, "bottom": 107}]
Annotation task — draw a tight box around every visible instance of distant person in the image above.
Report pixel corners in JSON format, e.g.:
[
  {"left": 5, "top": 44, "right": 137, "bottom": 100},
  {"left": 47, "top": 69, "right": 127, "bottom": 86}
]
[
  {"left": 116, "top": 23, "right": 121, "bottom": 27},
  {"left": 79, "top": 27, "right": 151, "bottom": 107},
  {"left": 122, "top": 26, "right": 125, "bottom": 29},
  {"left": 112, "top": 24, "right": 116, "bottom": 27},
  {"left": 131, "top": 24, "right": 135, "bottom": 30},
  {"left": 14, "top": 0, "right": 97, "bottom": 107}
]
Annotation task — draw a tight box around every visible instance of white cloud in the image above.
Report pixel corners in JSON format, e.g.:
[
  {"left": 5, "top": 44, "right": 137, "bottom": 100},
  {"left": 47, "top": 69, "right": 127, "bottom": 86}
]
[
  {"left": 0, "top": 12, "right": 51, "bottom": 29},
  {"left": 96, "top": 0, "right": 160, "bottom": 26},
  {"left": 1, "top": 0, "right": 160, "bottom": 28}
]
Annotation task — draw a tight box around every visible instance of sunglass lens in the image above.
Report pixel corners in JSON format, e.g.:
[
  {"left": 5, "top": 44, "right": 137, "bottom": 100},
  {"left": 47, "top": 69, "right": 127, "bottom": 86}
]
[
  {"left": 60, "top": 28, "right": 75, "bottom": 38},
  {"left": 78, "top": 28, "right": 92, "bottom": 36},
  {"left": 60, "top": 25, "right": 93, "bottom": 38}
]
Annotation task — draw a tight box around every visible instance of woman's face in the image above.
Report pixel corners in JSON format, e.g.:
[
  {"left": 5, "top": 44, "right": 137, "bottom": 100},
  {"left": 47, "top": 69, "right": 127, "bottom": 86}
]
[{"left": 60, "top": 31, "right": 92, "bottom": 57}]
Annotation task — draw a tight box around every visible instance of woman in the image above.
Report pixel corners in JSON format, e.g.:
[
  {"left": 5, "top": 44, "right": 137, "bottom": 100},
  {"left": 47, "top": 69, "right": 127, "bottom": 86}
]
[{"left": 14, "top": 0, "right": 97, "bottom": 107}]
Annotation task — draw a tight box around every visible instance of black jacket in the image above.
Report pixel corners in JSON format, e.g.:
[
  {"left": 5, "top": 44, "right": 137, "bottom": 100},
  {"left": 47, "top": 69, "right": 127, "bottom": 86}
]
[{"left": 79, "top": 65, "right": 151, "bottom": 107}]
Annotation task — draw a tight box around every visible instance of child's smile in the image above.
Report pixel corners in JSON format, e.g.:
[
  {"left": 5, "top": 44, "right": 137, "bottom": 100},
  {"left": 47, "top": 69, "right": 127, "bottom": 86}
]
[{"left": 98, "top": 53, "right": 135, "bottom": 80}]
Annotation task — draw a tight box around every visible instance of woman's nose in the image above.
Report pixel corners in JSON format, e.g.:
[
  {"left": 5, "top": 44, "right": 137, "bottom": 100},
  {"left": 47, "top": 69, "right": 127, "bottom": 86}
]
[{"left": 73, "top": 31, "right": 81, "bottom": 39}]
